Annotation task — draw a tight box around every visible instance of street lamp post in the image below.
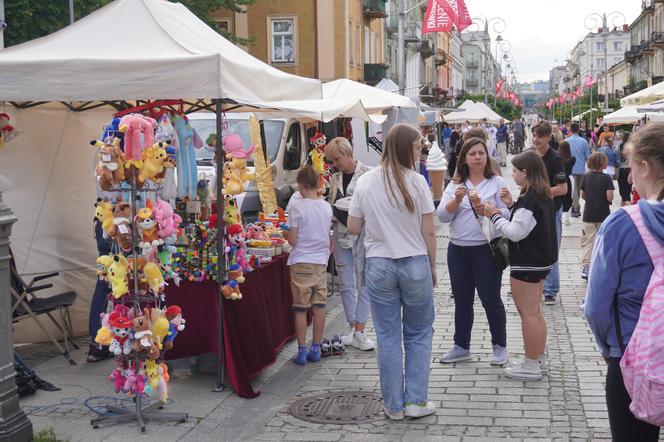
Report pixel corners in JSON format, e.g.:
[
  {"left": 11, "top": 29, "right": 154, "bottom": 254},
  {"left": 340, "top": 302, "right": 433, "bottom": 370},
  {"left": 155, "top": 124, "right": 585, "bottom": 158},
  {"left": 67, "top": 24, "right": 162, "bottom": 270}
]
[
  {"left": 584, "top": 11, "right": 626, "bottom": 128},
  {"left": 470, "top": 16, "right": 506, "bottom": 105}
]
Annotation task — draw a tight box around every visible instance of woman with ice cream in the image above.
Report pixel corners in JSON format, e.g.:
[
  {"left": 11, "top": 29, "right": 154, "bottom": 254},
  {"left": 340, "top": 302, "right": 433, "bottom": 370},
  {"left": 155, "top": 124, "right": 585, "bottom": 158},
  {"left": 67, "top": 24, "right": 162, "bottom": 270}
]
[{"left": 437, "top": 136, "right": 511, "bottom": 367}]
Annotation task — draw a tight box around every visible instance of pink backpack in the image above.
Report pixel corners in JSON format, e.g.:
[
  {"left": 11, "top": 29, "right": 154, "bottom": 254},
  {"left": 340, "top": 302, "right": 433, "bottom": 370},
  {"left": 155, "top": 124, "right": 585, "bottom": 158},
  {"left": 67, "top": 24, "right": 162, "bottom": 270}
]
[{"left": 618, "top": 204, "right": 664, "bottom": 426}]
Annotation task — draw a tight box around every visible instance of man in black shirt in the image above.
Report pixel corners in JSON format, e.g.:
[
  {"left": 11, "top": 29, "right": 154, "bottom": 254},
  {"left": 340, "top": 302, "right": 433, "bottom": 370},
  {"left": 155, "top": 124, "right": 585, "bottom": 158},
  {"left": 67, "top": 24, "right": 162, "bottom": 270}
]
[{"left": 531, "top": 121, "right": 567, "bottom": 305}]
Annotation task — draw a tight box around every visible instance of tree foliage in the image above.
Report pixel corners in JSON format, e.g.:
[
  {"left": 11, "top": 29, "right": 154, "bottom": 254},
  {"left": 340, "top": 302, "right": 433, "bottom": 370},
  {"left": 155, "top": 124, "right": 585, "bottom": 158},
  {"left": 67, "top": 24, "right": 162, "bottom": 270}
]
[{"left": 3, "top": 0, "right": 255, "bottom": 48}]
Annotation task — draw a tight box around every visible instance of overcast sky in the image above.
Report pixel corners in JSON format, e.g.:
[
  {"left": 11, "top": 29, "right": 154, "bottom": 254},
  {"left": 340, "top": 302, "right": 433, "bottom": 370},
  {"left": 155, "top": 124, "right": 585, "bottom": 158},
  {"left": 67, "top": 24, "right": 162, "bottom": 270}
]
[{"left": 464, "top": 0, "right": 642, "bottom": 83}]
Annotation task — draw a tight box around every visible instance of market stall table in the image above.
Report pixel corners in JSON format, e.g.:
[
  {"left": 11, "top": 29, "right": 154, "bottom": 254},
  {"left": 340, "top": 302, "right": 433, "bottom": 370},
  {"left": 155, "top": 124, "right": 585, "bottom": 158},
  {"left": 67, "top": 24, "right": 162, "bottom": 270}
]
[{"left": 164, "top": 254, "right": 293, "bottom": 398}]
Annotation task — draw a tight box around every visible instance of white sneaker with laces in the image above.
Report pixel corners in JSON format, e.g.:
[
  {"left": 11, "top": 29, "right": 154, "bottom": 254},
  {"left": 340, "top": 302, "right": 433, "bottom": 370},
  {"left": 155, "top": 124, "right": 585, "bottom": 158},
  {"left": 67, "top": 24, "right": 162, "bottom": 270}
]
[
  {"left": 440, "top": 345, "right": 472, "bottom": 363},
  {"left": 340, "top": 327, "right": 354, "bottom": 346},
  {"left": 351, "top": 331, "right": 375, "bottom": 351},
  {"left": 539, "top": 357, "right": 548, "bottom": 376},
  {"left": 490, "top": 344, "right": 508, "bottom": 366},
  {"left": 504, "top": 358, "right": 542, "bottom": 381},
  {"left": 404, "top": 401, "right": 436, "bottom": 418}
]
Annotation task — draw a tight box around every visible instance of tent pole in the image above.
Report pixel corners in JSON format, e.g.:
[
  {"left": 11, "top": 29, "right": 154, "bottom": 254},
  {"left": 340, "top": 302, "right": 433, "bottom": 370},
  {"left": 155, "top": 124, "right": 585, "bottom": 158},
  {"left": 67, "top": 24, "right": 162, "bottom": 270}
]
[{"left": 213, "top": 98, "right": 225, "bottom": 392}]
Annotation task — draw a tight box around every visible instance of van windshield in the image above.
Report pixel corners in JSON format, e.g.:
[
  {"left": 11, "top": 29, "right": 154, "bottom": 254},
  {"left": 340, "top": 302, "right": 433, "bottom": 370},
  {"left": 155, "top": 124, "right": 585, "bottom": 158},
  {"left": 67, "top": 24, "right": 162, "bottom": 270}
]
[{"left": 189, "top": 118, "right": 284, "bottom": 166}]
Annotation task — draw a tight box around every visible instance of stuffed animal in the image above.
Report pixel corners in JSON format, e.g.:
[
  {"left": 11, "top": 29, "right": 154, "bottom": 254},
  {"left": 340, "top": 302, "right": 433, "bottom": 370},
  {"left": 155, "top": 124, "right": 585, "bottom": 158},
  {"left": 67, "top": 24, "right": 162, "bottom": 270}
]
[
  {"left": 108, "top": 308, "right": 132, "bottom": 356},
  {"left": 163, "top": 305, "right": 185, "bottom": 350},
  {"left": 223, "top": 133, "right": 255, "bottom": 159},
  {"left": 152, "top": 198, "right": 182, "bottom": 253},
  {"left": 133, "top": 308, "right": 159, "bottom": 360},
  {"left": 143, "top": 262, "right": 166, "bottom": 299},
  {"left": 96, "top": 254, "right": 114, "bottom": 281},
  {"left": 157, "top": 249, "right": 180, "bottom": 286},
  {"left": 310, "top": 148, "right": 325, "bottom": 176},
  {"left": 150, "top": 307, "right": 171, "bottom": 350},
  {"left": 119, "top": 114, "right": 157, "bottom": 166},
  {"left": 174, "top": 114, "right": 198, "bottom": 200},
  {"left": 145, "top": 359, "right": 160, "bottom": 389},
  {"left": 91, "top": 137, "right": 125, "bottom": 191},
  {"left": 138, "top": 142, "right": 169, "bottom": 183},
  {"left": 94, "top": 198, "right": 114, "bottom": 228},
  {"left": 226, "top": 223, "right": 251, "bottom": 272},
  {"left": 136, "top": 205, "right": 164, "bottom": 255},
  {"left": 123, "top": 366, "right": 137, "bottom": 394},
  {"left": 157, "top": 363, "right": 169, "bottom": 403},
  {"left": 108, "top": 255, "right": 129, "bottom": 299},
  {"left": 109, "top": 369, "right": 126, "bottom": 394},
  {"left": 222, "top": 264, "right": 244, "bottom": 300},
  {"left": 197, "top": 179, "right": 210, "bottom": 220},
  {"left": 95, "top": 311, "right": 113, "bottom": 346},
  {"left": 134, "top": 372, "right": 148, "bottom": 397},
  {"left": 106, "top": 200, "right": 132, "bottom": 253},
  {"left": 224, "top": 195, "right": 241, "bottom": 226},
  {"left": 309, "top": 130, "right": 327, "bottom": 151},
  {"left": 221, "top": 164, "right": 244, "bottom": 195}
]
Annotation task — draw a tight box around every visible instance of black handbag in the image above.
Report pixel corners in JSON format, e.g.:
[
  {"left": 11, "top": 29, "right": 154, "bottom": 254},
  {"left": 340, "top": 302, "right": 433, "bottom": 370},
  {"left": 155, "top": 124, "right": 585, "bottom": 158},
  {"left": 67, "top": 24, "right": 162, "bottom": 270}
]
[{"left": 467, "top": 191, "right": 509, "bottom": 272}]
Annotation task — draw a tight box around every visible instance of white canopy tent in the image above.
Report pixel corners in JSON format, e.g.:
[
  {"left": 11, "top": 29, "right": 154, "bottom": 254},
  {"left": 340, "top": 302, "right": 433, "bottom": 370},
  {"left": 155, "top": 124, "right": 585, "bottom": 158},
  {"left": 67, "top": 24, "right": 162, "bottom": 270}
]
[
  {"left": 620, "top": 81, "right": 664, "bottom": 107},
  {"left": 244, "top": 99, "right": 387, "bottom": 124},
  {"left": 0, "top": 0, "right": 325, "bottom": 345},
  {"left": 443, "top": 100, "right": 500, "bottom": 124},
  {"left": 475, "top": 102, "right": 507, "bottom": 123},
  {"left": 602, "top": 106, "right": 664, "bottom": 124},
  {"left": 571, "top": 108, "right": 598, "bottom": 122},
  {"left": 323, "top": 79, "right": 418, "bottom": 112},
  {"left": 0, "top": 0, "right": 321, "bottom": 104}
]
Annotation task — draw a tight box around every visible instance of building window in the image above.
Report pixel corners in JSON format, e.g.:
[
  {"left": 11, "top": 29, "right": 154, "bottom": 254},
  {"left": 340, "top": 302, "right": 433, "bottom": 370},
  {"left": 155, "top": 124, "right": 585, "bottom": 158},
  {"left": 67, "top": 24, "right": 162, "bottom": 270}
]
[
  {"left": 613, "top": 41, "right": 622, "bottom": 51},
  {"left": 596, "top": 41, "right": 605, "bottom": 51},
  {"left": 597, "top": 58, "right": 605, "bottom": 67},
  {"left": 365, "top": 27, "right": 371, "bottom": 64},
  {"left": 270, "top": 18, "right": 295, "bottom": 63},
  {"left": 614, "top": 57, "right": 621, "bottom": 65},
  {"left": 216, "top": 19, "right": 231, "bottom": 33},
  {"left": 355, "top": 24, "right": 361, "bottom": 67},
  {"left": 375, "top": 34, "right": 380, "bottom": 63}
]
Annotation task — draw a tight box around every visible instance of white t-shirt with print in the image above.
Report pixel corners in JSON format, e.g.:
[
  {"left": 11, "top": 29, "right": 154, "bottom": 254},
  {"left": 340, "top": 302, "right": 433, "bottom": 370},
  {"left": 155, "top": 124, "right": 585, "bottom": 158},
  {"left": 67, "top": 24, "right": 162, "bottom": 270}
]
[
  {"left": 349, "top": 166, "right": 435, "bottom": 259},
  {"left": 287, "top": 198, "right": 332, "bottom": 266}
]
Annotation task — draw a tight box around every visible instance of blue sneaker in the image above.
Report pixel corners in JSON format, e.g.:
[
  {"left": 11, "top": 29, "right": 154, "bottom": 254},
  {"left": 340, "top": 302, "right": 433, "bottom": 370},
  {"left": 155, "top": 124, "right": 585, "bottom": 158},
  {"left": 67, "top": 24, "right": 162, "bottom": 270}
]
[
  {"left": 307, "top": 343, "right": 321, "bottom": 362},
  {"left": 293, "top": 345, "right": 307, "bottom": 365}
]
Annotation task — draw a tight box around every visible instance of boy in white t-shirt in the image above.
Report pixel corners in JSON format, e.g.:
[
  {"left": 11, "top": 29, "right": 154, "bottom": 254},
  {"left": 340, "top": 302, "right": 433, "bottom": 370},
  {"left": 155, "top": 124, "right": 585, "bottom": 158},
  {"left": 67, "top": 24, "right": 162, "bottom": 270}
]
[{"left": 287, "top": 166, "right": 333, "bottom": 365}]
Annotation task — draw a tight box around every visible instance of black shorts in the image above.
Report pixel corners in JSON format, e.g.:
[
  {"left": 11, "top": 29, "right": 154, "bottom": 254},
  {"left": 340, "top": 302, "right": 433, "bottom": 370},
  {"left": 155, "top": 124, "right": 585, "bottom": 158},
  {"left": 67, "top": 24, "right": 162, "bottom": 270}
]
[{"left": 510, "top": 270, "right": 550, "bottom": 283}]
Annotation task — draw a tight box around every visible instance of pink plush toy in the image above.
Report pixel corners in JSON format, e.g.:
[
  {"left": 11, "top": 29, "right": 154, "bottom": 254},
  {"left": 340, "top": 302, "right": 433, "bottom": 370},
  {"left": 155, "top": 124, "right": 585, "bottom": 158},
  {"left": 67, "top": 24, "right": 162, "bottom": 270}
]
[
  {"left": 119, "top": 114, "right": 157, "bottom": 163},
  {"left": 109, "top": 369, "right": 126, "bottom": 394},
  {"left": 123, "top": 366, "right": 137, "bottom": 394},
  {"left": 134, "top": 372, "right": 148, "bottom": 397},
  {"left": 153, "top": 198, "right": 182, "bottom": 239},
  {"left": 223, "top": 133, "right": 255, "bottom": 159}
]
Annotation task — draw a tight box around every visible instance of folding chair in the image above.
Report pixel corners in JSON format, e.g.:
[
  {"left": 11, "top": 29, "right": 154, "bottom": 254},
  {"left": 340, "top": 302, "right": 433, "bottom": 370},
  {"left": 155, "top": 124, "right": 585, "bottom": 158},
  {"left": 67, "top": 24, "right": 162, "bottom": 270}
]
[{"left": 9, "top": 250, "right": 79, "bottom": 365}]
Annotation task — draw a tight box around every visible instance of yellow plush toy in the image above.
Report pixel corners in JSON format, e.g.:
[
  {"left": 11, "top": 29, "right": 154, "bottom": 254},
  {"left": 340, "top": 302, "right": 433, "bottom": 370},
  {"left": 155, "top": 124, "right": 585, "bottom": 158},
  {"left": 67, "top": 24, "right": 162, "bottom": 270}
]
[
  {"left": 222, "top": 157, "right": 255, "bottom": 195},
  {"left": 96, "top": 255, "right": 115, "bottom": 281},
  {"left": 108, "top": 255, "right": 129, "bottom": 299},
  {"left": 224, "top": 195, "right": 242, "bottom": 225},
  {"left": 143, "top": 261, "right": 166, "bottom": 296},
  {"left": 145, "top": 359, "right": 160, "bottom": 388},
  {"left": 95, "top": 199, "right": 114, "bottom": 225},
  {"left": 310, "top": 148, "right": 325, "bottom": 176},
  {"left": 138, "top": 142, "right": 169, "bottom": 183},
  {"left": 150, "top": 308, "right": 171, "bottom": 351}
]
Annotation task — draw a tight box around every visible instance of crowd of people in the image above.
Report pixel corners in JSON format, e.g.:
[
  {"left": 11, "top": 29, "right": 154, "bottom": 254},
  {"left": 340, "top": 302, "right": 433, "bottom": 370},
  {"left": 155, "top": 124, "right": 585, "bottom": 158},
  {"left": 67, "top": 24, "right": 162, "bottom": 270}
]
[{"left": 281, "top": 115, "right": 663, "bottom": 439}]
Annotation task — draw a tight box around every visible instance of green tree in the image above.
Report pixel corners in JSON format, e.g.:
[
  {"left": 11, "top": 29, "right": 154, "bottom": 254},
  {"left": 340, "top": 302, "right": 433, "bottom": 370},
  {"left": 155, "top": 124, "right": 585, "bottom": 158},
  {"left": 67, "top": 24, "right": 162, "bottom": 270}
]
[{"left": 3, "top": 0, "right": 254, "bottom": 47}]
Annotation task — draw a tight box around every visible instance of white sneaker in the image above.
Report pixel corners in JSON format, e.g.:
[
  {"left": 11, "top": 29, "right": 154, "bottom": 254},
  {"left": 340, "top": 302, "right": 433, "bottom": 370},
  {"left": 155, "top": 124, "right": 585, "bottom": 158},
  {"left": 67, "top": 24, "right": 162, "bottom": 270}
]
[
  {"left": 440, "top": 345, "right": 472, "bottom": 363},
  {"left": 504, "top": 359, "right": 542, "bottom": 381},
  {"left": 539, "top": 357, "right": 548, "bottom": 376},
  {"left": 404, "top": 401, "right": 436, "bottom": 418},
  {"left": 340, "top": 328, "right": 354, "bottom": 346},
  {"left": 384, "top": 409, "right": 404, "bottom": 420},
  {"left": 351, "top": 331, "right": 375, "bottom": 351},
  {"left": 490, "top": 345, "right": 508, "bottom": 366}
]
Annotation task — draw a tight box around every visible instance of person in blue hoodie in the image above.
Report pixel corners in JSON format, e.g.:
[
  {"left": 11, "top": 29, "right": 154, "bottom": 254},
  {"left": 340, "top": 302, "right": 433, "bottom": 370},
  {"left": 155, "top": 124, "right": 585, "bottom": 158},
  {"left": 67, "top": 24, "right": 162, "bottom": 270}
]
[{"left": 584, "top": 122, "right": 664, "bottom": 441}]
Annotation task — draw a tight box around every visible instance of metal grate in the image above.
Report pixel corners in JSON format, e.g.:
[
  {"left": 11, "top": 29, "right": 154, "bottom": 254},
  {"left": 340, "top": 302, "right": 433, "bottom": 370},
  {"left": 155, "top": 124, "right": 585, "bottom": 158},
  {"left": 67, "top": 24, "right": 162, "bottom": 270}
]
[{"left": 289, "top": 391, "right": 384, "bottom": 424}]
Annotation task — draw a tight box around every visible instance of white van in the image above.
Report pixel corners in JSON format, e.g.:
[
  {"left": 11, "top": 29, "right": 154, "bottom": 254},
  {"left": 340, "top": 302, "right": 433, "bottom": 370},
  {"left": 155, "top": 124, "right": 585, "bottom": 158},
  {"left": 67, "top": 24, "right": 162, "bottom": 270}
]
[{"left": 187, "top": 112, "right": 309, "bottom": 219}]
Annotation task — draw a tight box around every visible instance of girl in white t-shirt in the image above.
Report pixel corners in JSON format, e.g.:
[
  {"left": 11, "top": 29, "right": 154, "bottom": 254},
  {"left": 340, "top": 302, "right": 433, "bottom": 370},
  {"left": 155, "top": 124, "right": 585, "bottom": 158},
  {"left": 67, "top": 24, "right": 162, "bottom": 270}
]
[{"left": 348, "top": 123, "right": 437, "bottom": 420}]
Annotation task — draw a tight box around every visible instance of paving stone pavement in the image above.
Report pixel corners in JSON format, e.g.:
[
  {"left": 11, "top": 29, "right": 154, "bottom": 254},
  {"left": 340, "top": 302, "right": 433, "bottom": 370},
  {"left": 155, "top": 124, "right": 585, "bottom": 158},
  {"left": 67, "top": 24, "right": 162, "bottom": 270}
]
[{"left": 21, "top": 163, "right": 642, "bottom": 441}]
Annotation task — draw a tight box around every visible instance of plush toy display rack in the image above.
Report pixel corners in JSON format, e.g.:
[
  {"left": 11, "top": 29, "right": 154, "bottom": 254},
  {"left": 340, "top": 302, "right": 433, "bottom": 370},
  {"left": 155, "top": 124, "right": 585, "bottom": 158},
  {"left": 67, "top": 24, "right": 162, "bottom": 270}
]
[{"left": 90, "top": 154, "right": 188, "bottom": 432}]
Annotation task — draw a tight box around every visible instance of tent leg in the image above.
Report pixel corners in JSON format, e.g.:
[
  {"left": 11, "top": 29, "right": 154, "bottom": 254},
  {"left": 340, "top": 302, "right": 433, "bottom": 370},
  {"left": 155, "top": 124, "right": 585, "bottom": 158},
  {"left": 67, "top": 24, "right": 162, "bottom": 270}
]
[{"left": 213, "top": 98, "right": 225, "bottom": 393}]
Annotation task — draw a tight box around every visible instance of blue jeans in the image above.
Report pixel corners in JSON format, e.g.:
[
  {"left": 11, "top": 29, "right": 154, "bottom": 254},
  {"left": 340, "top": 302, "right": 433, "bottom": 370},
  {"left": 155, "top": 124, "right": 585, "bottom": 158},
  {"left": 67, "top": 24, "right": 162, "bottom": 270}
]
[
  {"left": 365, "top": 255, "right": 435, "bottom": 414},
  {"left": 544, "top": 207, "right": 563, "bottom": 297},
  {"left": 447, "top": 243, "right": 506, "bottom": 349},
  {"left": 333, "top": 236, "right": 371, "bottom": 325}
]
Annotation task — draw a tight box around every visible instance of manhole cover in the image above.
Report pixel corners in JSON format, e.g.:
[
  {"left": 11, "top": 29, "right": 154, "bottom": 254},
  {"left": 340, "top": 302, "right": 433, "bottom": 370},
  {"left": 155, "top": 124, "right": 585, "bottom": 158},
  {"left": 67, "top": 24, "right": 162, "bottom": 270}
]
[{"left": 289, "top": 391, "right": 384, "bottom": 424}]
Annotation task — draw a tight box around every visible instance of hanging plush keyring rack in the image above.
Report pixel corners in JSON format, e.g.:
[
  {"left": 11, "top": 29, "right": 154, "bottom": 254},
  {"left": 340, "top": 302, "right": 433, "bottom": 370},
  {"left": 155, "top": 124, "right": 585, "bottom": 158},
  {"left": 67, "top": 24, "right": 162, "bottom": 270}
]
[{"left": 91, "top": 107, "right": 188, "bottom": 432}]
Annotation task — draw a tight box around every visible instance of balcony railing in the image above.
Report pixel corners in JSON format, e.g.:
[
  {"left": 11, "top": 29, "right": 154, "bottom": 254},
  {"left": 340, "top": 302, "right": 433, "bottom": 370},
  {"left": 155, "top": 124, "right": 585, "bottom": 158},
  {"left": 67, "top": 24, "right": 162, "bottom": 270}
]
[
  {"left": 363, "top": 0, "right": 388, "bottom": 19},
  {"left": 466, "top": 61, "right": 478, "bottom": 68},
  {"left": 625, "top": 48, "right": 640, "bottom": 63},
  {"left": 639, "top": 40, "right": 654, "bottom": 55},
  {"left": 419, "top": 40, "right": 434, "bottom": 58},
  {"left": 652, "top": 32, "right": 664, "bottom": 46},
  {"left": 466, "top": 78, "right": 479, "bottom": 87},
  {"left": 364, "top": 63, "right": 388, "bottom": 85}
]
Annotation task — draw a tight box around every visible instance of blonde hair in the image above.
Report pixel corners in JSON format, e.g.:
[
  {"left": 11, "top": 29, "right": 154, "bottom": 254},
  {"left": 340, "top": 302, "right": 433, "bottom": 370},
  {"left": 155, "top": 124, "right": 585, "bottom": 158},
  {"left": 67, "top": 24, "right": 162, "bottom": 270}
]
[
  {"left": 381, "top": 124, "right": 421, "bottom": 213},
  {"left": 628, "top": 122, "right": 664, "bottom": 199},
  {"left": 324, "top": 137, "right": 353, "bottom": 160},
  {"left": 551, "top": 125, "right": 563, "bottom": 143},
  {"left": 587, "top": 152, "right": 608, "bottom": 171}
]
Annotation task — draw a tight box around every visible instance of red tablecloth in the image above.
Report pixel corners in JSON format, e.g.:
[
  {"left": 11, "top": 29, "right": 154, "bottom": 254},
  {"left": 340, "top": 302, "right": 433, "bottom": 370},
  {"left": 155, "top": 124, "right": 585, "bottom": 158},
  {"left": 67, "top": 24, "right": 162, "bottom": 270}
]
[{"left": 164, "top": 254, "right": 294, "bottom": 398}]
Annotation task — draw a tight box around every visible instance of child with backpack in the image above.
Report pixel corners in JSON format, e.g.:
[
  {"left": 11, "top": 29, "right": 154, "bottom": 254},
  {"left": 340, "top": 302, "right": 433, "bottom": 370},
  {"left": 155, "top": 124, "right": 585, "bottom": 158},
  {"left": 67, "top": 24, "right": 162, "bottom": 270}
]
[
  {"left": 287, "top": 166, "right": 333, "bottom": 365},
  {"left": 584, "top": 122, "right": 664, "bottom": 441},
  {"left": 579, "top": 152, "right": 615, "bottom": 280}
]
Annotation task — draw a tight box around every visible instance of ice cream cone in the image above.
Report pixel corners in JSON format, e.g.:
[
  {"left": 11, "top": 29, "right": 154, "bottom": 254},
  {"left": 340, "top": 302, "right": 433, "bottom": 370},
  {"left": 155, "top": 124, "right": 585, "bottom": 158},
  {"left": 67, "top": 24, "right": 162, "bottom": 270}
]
[{"left": 429, "top": 170, "right": 444, "bottom": 201}]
